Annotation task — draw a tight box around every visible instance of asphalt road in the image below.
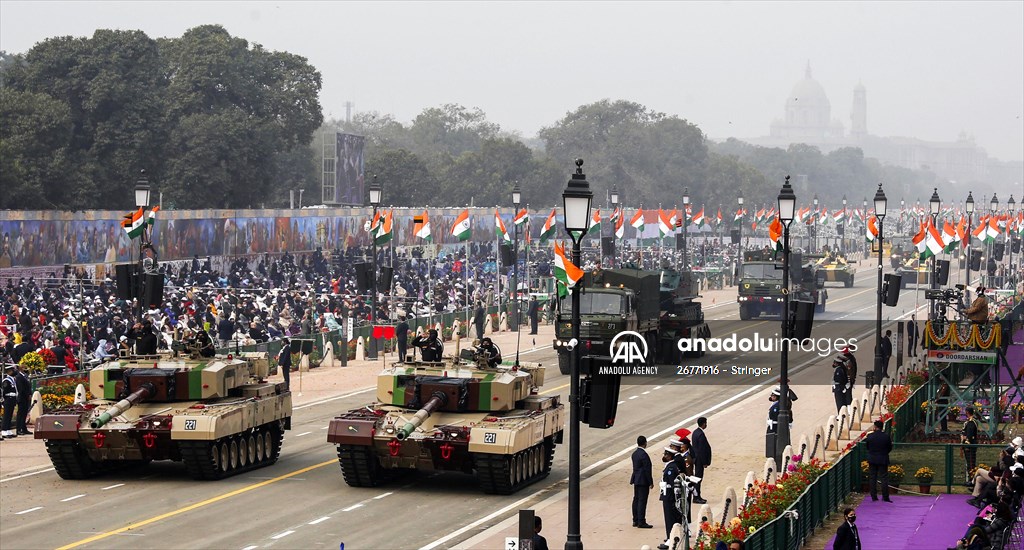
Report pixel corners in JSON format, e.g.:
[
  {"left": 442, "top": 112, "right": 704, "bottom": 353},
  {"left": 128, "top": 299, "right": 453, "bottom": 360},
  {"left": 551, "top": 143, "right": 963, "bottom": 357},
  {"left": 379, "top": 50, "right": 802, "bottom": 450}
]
[{"left": 0, "top": 267, "right": 926, "bottom": 550}]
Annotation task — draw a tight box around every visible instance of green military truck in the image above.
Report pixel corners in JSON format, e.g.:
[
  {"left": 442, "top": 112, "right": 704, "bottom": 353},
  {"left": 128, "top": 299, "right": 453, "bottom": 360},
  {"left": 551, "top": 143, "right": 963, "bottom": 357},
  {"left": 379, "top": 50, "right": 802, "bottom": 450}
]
[
  {"left": 738, "top": 250, "right": 827, "bottom": 320},
  {"left": 657, "top": 268, "right": 712, "bottom": 363}
]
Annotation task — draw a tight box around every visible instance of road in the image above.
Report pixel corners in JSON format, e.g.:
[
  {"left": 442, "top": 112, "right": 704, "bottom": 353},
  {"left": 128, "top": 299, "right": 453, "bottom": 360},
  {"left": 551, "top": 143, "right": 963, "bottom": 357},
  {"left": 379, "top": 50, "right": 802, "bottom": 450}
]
[{"left": 0, "top": 266, "right": 926, "bottom": 550}]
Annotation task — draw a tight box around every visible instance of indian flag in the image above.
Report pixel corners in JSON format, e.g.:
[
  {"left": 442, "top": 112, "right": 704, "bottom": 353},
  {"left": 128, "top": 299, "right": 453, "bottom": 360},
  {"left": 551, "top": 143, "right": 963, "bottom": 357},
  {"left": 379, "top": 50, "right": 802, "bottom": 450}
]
[
  {"left": 414, "top": 210, "right": 432, "bottom": 242},
  {"left": 972, "top": 215, "right": 988, "bottom": 243},
  {"left": 1017, "top": 212, "right": 1024, "bottom": 237},
  {"left": 692, "top": 207, "right": 705, "bottom": 227},
  {"left": 121, "top": 208, "right": 145, "bottom": 238},
  {"left": 540, "top": 208, "right": 557, "bottom": 243},
  {"left": 942, "top": 220, "right": 957, "bottom": 252},
  {"left": 832, "top": 209, "right": 845, "bottom": 224},
  {"left": 513, "top": 208, "right": 529, "bottom": 226},
  {"left": 668, "top": 209, "right": 679, "bottom": 229},
  {"left": 451, "top": 209, "right": 471, "bottom": 241},
  {"left": 715, "top": 208, "right": 722, "bottom": 225},
  {"left": 955, "top": 217, "right": 968, "bottom": 248},
  {"left": 553, "top": 241, "right": 584, "bottom": 298},
  {"left": 495, "top": 209, "right": 511, "bottom": 243},
  {"left": 374, "top": 210, "right": 394, "bottom": 245},
  {"left": 658, "top": 209, "right": 673, "bottom": 237},
  {"left": 912, "top": 222, "right": 927, "bottom": 256},
  {"left": 768, "top": 217, "right": 782, "bottom": 252},
  {"left": 586, "top": 209, "right": 601, "bottom": 236},
  {"left": 921, "top": 220, "right": 945, "bottom": 259},
  {"left": 611, "top": 208, "right": 624, "bottom": 239},
  {"left": 984, "top": 216, "right": 1000, "bottom": 243},
  {"left": 734, "top": 208, "right": 745, "bottom": 224},
  {"left": 630, "top": 209, "right": 645, "bottom": 233},
  {"left": 147, "top": 206, "right": 160, "bottom": 226},
  {"left": 866, "top": 215, "right": 879, "bottom": 242}
]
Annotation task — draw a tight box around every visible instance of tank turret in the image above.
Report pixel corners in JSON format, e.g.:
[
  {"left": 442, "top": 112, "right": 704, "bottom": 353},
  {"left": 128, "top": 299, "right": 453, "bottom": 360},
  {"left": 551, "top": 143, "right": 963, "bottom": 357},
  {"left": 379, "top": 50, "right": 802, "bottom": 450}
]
[
  {"left": 396, "top": 391, "right": 448, "bottom": 440},
  {"left": 90, "top": 383, "right": 154, "bottom": 428}
]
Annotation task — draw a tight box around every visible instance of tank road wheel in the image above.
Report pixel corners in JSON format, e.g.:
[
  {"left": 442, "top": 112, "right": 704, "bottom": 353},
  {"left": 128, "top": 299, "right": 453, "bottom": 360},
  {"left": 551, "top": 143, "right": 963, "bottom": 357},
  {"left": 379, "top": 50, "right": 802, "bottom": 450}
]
[
  {"left": 255, "top": 432, "right": 266, "bottom": 462},
  {"left": 336, "top": 444, "right": 387, "bottom": 487},
  {"left": 179, "top": 440, "right": 226, "bottom": 480},
  {"left": 229, "top": 439, "right": 241, "bottom": 469},
  {"left": 475, "top": 440, "right": 553, "bottom": 495},
  {"left": 244, "top": 435, "right": 256, "bottom": 466},
  {"left": 219, "top": 442, "right": 232, "bottom": 473},
  {"left": 45, "top": 440, "right": 100, "bottom": 480},
  {"left": 237, "top": 438, "right": 249, "bottom": 467}
]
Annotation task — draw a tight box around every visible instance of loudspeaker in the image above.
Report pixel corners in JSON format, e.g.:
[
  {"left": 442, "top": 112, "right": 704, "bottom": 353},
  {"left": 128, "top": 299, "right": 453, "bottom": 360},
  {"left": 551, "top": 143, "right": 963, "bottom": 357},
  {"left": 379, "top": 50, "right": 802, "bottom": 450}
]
[
  {"left": 789, "top": 300, "right": 815, "bottom": 340},
  {"left": 936, "top": 259, "right": 950, "bottom": 286},
  {"left": 970, "top": 250, "right": 982, "bottom": 271},
  {"left": 289, "top": 340, "right": 302, "bottom": 354},
  {"left": 601, "top": 236, "right": 615, "bottom": 256},
  {"left": 1012, "top": 237, "right": 1021, "bottom": 254},
  {"left": 378, "top": 265, "right": 394, "bottom": 293},
  {"left": 993, "top": 242, "right": 1005, "bottom": 261},
  {"left": 580, "top": 370, "right": 621, "bottom": 429},
  {"left": 675, "top": 234, "right": 686, "bottom": 250},
  {"left": 730, "top": 229, "right": 740, "bottom": 244},
  {"left": 837, "top": 224, "right": 845, "bottom": 236},
  {"left": 300, "top": 340, "right": 314, "bottom": 355},
  {"left": 882, "top": 273, "right": 901, "bottom": 306},
  {"left": 789, "top": 253, "right": 803, "bottom": 282},
  {"left": 354, "top": 262, "right": 373, "bottom": 293},
  {"left": 114, "top": 264, "right": 140, "bottom": 301},
  {"left": 499, "top": 243, "right": 515, "bottom": 266},
  {"left": 141, "top": 273, "right": 163, "bottom": 308}
]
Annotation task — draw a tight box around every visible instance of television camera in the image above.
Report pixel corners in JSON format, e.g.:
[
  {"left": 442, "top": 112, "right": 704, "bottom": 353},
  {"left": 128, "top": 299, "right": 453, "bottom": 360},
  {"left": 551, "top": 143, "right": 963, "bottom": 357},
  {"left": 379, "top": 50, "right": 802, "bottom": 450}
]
[{"left": 925, "top": 284, "right": 967, "bottom": 321}]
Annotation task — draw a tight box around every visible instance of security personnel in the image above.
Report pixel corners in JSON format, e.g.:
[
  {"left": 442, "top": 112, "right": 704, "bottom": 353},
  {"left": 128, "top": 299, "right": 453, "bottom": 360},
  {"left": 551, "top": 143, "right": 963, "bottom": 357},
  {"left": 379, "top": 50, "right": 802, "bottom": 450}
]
[
  {"left": 658, "top": 447, "right": 683, "bottom": 547},
  {"left": 766, "top": 388, "right": 781, "bottom": 457},
  {"left": 412, "top": 329, "right": 444, "bottom": 362},
  {"left": 2, "top": 365, "right": 18, "bottom": 439},
  {"left": 15, "top": 365, "right": 32, "bottom": 435},
  {"left": 476, "top": 337, "right": 501, "bottom": 367},
  {"left": 962, "top": 407, "right": 979, "bottom": 484}
]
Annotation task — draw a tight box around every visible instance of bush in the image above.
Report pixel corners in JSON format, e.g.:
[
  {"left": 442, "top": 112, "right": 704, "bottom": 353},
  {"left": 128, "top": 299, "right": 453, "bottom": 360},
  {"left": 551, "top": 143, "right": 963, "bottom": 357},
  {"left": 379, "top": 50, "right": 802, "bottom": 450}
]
[{"left": 18, "top": 352, "right": 47, "bottom": 375}]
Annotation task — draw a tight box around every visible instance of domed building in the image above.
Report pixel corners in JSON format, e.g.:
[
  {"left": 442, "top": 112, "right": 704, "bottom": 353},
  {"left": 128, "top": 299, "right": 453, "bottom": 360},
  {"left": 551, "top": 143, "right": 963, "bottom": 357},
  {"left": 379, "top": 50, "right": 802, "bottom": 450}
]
[{"left": 769, "top": 63, "right": 845, "bottom": 140}]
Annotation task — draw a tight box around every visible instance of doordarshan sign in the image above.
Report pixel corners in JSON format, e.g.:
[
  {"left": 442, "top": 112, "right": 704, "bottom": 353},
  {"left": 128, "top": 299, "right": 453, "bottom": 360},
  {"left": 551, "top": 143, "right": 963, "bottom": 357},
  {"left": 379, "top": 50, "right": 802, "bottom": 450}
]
[{"left": 926, "top": 350, "right": 997, "bottom": 365}]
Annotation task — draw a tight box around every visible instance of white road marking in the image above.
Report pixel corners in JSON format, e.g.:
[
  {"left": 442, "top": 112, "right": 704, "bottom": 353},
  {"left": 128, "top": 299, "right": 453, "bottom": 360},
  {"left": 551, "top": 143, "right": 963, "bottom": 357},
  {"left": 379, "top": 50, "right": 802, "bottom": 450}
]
[
  {"left": 271, "top": 530, "right": 295, "bottom": 539},
  {"left": 0, "top": 467, "right": 55, "bottom": 484},
  {"left": 241, "top": 545, "right": 259, "bottom": 550},
  {"left": 342, "top": 503, "right": 364, "bottom": 512},
  {"left": 16, "top": 507, "right": 42, "bottom": 515},
  {"left": 642, "top": 391, "right": 650, "bottom": 395},
  {"left": 653, "top": 386, "right": 663, "bottom": 390},
  {"left": 372, "top": 492, "right": 393, "bottom": 499},
  {"left": 61, "top": 494, "right": 86, "bottom": 502},
  {"left": 295, "top": 431, "right": 312, "bottom": 437},
  {"left": 308, "top": 516, "right": 331, "bottom": 525},
  {"left": 320, "top": 426, "right": 328, "bottom": 429},
  {"left": 101, "top": 483, "right": 125, "bottom": 490},
  {"left": 628, "top": 395, "right": 638, "bottom": 400},
  {"left": 617, "top": 401, "right": 625, "bottom": 405}
]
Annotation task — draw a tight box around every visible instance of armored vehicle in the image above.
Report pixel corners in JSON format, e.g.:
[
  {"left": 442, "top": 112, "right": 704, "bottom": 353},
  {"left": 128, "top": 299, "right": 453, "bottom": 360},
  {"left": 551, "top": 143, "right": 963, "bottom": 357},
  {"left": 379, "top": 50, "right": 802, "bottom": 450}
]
[
  {"left": 35, "top": 352, "right": 291, "bottom": 480},
  {"left": 658, "top": 268, "right": 712, "bottom": 361},
  {"left": 327, "top": 356, "right": 563, "bottom": 494},
  {"left": 738, "top": 250, "right": 827, "bottom": 319},
  {"left": 814, "top": 253, "right": 855, "bottom": 287},
  {"left": 895, "top": 258, "right": 932, "bottom": 288}
]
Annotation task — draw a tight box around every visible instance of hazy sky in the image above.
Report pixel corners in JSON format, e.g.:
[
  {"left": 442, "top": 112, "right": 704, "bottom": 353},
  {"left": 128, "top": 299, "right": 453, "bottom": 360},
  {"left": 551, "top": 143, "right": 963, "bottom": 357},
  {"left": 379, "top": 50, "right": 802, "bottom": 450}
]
[{"left": 2, "top": 1, "right": 1022, "bottom": 161}]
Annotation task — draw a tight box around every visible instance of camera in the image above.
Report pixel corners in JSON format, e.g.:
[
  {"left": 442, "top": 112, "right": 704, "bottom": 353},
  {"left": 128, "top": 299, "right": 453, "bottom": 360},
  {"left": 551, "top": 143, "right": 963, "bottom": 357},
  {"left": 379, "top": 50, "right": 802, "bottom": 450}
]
[{"left": 925, "top": 287, "right": 963, "bottom": 303}]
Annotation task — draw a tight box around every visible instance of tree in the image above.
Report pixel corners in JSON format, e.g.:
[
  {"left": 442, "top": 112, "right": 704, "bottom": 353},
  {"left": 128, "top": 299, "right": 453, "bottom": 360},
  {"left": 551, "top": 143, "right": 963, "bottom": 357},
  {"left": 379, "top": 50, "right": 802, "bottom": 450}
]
[
  {"left": 439, "top": 137, "right": 538, "bottom": 207},
  {"left": 0, "top": 88, "right": 72, "bottom": 209},
  {"left": 365, "top": 148, "right": 438, "bottom": 207}
]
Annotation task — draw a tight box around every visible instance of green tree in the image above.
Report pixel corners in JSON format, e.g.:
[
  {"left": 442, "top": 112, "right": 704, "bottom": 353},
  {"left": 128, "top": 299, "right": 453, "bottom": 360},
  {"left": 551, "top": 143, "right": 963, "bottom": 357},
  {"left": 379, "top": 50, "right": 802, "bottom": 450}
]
[
  {"left": 365, "top": 148, "right": 438, "bottom": 207},
  {"left": 0, "top": 88, "right": 72, "bottom": 209}
]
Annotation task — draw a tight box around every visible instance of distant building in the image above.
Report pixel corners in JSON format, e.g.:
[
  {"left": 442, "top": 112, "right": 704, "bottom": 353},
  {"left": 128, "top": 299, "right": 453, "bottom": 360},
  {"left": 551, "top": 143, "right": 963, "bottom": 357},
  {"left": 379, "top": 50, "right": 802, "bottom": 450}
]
[{"left": 746, "top": 63, "right": 995, "bottom": 182}]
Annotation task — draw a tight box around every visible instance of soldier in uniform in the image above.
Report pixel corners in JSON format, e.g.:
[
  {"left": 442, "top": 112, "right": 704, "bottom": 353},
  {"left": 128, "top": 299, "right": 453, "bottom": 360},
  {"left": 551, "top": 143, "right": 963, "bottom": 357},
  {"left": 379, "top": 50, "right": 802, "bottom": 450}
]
[
  {"left": 766, "top": 388, "right": 780, "bottom": 457},
  {"left": 962, "top": 407, "right": 980, "bottom": 484},
  {"left": 475, "top": 337, "right": 501, "bottom": 367},
  {"left": 411, "top": 329, "right": 444, "bottom": 362},
  {"left": 15, "top": 364, "right": 32, "bottom": 435},
  {"left": 2, "top": 365, "right": 18, "bottom": 439},
  {"left": 658, "top": 446, "right": 683, "bottom": 548}
]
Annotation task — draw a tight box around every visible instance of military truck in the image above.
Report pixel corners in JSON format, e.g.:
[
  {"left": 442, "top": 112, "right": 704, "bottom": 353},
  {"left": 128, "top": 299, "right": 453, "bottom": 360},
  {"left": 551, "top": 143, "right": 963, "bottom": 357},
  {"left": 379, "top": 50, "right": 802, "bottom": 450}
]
[
  {"left": 552, "top": 268, "right": 661, "bottom": 374},
  {"left": 738, "top": 250, "right": 827, "bottom": 319},
  {"left": 657, "top": 268, "right": 712, "bottom": 361},
  {"left": 34, "top": 352, "right": 291, "bottom": 480},
  {"left": 327, "top": 355, "right": 563, "bottom": 494}
]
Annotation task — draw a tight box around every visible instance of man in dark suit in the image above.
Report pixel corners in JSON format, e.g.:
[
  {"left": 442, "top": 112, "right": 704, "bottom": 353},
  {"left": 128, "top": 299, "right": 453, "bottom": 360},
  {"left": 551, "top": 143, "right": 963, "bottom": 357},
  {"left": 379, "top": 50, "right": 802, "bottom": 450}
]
[
  {"left": 879, "top": 330, "right": 893, "bottom": 378},
  {"left": 906, "top": 315, "right": 920, "bottom": 357},
  {"left": 833, "top": 507, "right": 861, "bottom": 549},
  {"left": 690, "top": 418, "right": 711, "bottom": 505},
  {"left": 395, "top": 315, "right": 409, "bottom": 361},
  {"left": 865, "top": 420, "right": 893, "bottom": 502},
  {"left": 528, "top": 297, "right": 540, "bottom": 335},
  {"left": 630, "top": 435, "right": 654, "bottom": 528}
]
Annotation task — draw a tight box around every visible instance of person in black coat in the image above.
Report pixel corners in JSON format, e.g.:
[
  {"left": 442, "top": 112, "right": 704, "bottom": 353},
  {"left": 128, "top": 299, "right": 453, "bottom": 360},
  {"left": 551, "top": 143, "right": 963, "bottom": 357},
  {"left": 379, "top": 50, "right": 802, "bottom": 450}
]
[
  {"left": 411, "top": 329, "right": 444, "bottom": 362},
  {"left": 865, "top": 420, "right": 893, "bottom": 501},
  {"left": 276, "top": 338, "right": 292, "bottom": 390},
  {"left": 832, "top": 356, "right": 851, "bottom": 414},
  {"left": 690, "top": 418, "right": 712, "bottom": 504},
  {"left": 472, "top": 303, "right": 486, "bottom": 341},
  {"left": 878, "top": 330, "right": 893, "bottom": 378},
  {"left": 906, "top": 315, "right": 920, "bottom": 357},
  {"left": 395, "top": 316, "right": 409, "bottom": 361},
  {"left": 658, "top": 447, "right": 683, "bottom": 545},
  {"left": 630, "top": 435, "right": 654, "bottom": 528},
  {"left": 532, "top": 516, "right": 549, "bottom": 550},
  {"left": 14, "top": 365, "right": 32, "bottom": 435},
  {"left": 528, "top": 297, "right": 540, "bottom": 335},
  {"left": 833, "top": 507, "right": 861, "bottom": 550}
]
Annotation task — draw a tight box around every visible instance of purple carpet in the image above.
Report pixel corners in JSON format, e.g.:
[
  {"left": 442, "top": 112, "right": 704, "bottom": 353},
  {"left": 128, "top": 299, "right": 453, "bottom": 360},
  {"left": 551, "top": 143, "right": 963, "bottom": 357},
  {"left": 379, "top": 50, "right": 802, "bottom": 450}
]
[{"left": 825, "top": 494, "right": 975, "bottom": 549}]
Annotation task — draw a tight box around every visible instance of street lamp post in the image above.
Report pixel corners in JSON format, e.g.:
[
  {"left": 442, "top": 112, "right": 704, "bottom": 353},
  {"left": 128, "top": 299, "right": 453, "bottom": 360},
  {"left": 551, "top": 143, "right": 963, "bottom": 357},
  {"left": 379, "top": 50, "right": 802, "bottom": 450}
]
[
  {"left": 1008, "top": 195, "right": 1017, "bottom": 287},
  {"left": 929, "top": 189, "right": 941, "bottom": 320},
  {"left": 873, "top": 184, "right": 888, "bottom": 384},
  {"left": 683, "top": 188, "right": 690, "bottom": 270},
  {"left": 737, "top": 195, "right": 744, "bottom": 286},
  {"left": 610, "top": 185, "right": 619, "bottom": 268},
  {"left": 862, "top": 198, "right": 868, "bottom": 258},
  {"left": 367, "top": 176, "right": 382, "bottom": 360},
  {"left": 134, "top": 171, "right": 151, "bottom": 323},
  {"left": 966, "top": 192, "right": 975, "bottom": 289},
  {"left": 562, "top": 159, "right": 593, "bottom": 550},
  {"left": 512, "top": 182, "right": 522, "bottom": 334},
  {"left": 900, "top": 199, "right": 905, "bottom": 235},
  {"left": 811, "top": 194, "right": 819, "bottom": 253},
  {"left": 776, "top": 176, "right": 797, "bottom": 468},
  {"left": 841, "top": 195, "right": 847, "bottom": 253},
  {"left": 990, "top": 194, "right": 999, "bottom": 288}
]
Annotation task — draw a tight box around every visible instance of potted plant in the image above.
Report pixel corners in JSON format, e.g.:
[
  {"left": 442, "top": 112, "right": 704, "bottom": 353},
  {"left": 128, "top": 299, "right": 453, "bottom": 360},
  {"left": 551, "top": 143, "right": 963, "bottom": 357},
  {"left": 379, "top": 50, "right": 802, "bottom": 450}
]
[
  {"left": 860, "top": 460, "right": 870, "bottom": 492},
  {"left": 915, "top": 467, "right": 935, "bottom": 494},
  {"left": 888, "top": 464, "right": 905, "bottom": 487}
]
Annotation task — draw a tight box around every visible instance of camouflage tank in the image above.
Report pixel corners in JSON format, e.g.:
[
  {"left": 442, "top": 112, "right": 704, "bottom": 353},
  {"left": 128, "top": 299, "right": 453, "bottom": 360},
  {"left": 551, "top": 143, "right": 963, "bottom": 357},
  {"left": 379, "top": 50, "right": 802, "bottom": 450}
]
[
  {"left": 813, "top": 253, "right": 855, "bottom": 287},
  {"left": 327, "top": 354, "right": 564, "bottom": 494},
  {"left": 34, "top": 351, "right": 291, "bottom": 480}
]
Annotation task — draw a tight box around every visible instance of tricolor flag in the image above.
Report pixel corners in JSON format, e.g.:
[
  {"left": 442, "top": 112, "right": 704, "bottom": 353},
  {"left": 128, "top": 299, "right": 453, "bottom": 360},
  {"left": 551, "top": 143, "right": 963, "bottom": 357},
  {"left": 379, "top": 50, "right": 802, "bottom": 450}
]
[
  {"left": 513, "top": 208, "right": 529, "bottom": 226},
  {"left": 866, "top": 215, "right": 879, "bottom": 242},
  {"left": 921, "top": 220, "right": 945, "bottom": 260},
  {"left": 955, "top": 217, "right": 968, "bottom": 248},
  {"left": 658, "top": 209, "right": 673, "bottom": 237},
  {"left": 984, "top": 216, "right": 1000, "bottom": 243},
  {"left": 942, "top": 220, "right": 957, "bottom": 253},
  {"left": 374, "top": 210, "right": 394, "bottom": 245},
  {"left": 540, "top": 208, "right": 558, "bottom": 243},
  {"left": 553, "top": 241, "right": 584, "bottom": 298},
  {"left": 414, "top": 210, "right": 432, "bottom": 242},
  {"left": 715, "top": 208, "right": 722, "bottom": 225},
  {"left": 147, "top": 206, "right": 160, "bottom": 227},
  {"left": 734, "top": 208, "right": 746, "bottom": 224},
  {"left": 630, "top": 209, "right": 645, "bottom": 233},
  {"left": 669, "top": 209, "right": 679, "bottom": 229},
  {"left": 495, "top": 209, "right": 511, "bottom": 243},
  {"left": 912, "top": 222, "right": 927, "bottom": 256},
  {"left": 121, "top": 208, "right": 145, "bottom": 238},
  {"left": 832, "top": 209, "right": 845, "bottom": 224},
  {"left": 972, "top": 215, "right": 988, "bottom": 243},
  {"left": 586, "top": 209, "right": 601, "bottom": 236},
  {"left": 451, "top": 209, "right": 472, "bottom": 241},
  {"left": 612, "top": 208, "right": 624, "bottom": 239},
  {"left": 768, "top": 217, "right": 783, "bottom": 252},
  {"left": 692, "top": 207, "right": 705, "bottom": 227}
]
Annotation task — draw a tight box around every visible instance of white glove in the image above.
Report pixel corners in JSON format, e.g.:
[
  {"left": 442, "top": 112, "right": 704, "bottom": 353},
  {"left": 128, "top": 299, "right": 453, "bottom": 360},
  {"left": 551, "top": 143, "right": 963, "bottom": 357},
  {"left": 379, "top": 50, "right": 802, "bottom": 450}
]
[{"left": 659, "top": 481, "right": 668, "bottom": 494}]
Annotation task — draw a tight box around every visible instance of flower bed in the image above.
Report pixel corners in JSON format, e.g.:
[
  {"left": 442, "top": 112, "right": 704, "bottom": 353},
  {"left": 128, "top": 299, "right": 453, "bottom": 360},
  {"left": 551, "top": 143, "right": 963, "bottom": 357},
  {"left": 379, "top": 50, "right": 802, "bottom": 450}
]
[{"left": 35, "top": 374, "right": 91, "bottom": 413}]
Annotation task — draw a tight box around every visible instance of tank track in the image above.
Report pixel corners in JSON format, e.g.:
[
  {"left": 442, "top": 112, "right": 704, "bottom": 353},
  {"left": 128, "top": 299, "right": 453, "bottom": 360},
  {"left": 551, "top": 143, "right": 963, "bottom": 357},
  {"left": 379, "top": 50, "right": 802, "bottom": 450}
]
[
  {"left": 179, "top": 421, "right": 285, "bottom": 480},
  {"left": 45, "top": 440, "right": 105, "bottom": 480},
  {"left": 336, "top": 444, "right": 389, "bottom": 487},
  {"left": 474, "top": 436, "right": 556, "bottom": 495}
]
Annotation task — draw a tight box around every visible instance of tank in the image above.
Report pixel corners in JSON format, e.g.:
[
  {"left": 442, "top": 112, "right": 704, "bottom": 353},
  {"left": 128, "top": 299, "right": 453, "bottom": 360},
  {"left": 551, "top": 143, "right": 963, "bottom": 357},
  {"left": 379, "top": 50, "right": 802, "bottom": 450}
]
[
  {"left": 813, "top": 252, "right": 856, "bottom": 287},
  {"left": 327, "top": 355, "right": 564, "bottom": 494},
  {"left": 34, "top": 351, "right": 292, "bottom": 480}
]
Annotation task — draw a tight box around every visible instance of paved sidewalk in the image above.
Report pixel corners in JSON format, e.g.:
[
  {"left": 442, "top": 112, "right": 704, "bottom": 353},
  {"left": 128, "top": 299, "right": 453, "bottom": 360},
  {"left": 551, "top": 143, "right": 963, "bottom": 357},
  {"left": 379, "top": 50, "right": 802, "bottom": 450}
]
[{"left": 0, "top": 323, "right": 554, "bottom": 480}]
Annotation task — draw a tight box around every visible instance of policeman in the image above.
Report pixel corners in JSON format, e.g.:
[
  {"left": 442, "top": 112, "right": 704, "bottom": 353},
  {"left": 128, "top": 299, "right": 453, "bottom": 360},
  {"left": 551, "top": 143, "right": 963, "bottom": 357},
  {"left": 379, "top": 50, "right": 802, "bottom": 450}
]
[
  {"left": 412, "top": 329, "right": 444, "bottom": 362},
  {"left": 658, "top": 446, "right": 683, "bottom": 548},
  {"left": 15, "top": 364, "right": 32, "bottom": 435},
  {"left": 476, "top": 337, "right": 501, "bottom": 367},
  {"left": 766, "top": 388, "right": 781, "bottom": 458},
  {"left": 2, "top": 365, "right": 18, "bottom": 439}
]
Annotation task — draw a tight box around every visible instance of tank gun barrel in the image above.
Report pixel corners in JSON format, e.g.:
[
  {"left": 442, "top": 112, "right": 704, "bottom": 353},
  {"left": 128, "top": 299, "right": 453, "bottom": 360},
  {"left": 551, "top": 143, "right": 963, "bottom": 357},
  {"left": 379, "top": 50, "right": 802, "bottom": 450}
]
[
  {"left": 396, "top": 391, "right": 448, "bottom": 440},
  {"left": 90, "top": 383, "right": 155, "bottom": 429}
]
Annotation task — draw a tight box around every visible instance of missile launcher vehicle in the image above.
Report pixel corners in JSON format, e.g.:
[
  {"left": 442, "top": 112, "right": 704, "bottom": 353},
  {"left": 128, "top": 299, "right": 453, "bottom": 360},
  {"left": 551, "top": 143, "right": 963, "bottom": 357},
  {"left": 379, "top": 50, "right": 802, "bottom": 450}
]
[
  {"left": 327, "top": 355, "right": 563, "bottom": 494},
  {"left": 34, "top": 352, "right": 291, "bottom": 480}
]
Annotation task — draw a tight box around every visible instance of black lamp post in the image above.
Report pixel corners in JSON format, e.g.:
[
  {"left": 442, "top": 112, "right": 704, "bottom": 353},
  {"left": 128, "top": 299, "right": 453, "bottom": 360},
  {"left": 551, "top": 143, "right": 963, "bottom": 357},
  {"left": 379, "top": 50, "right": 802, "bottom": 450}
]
[
  {"left": 1008, "top": 195, "right": 1017, "bottom": 286},
  {"left": 900, "top": 199, "right": 906, "bottom": 235},
  {"left": 811, "top": 194, "right": 819, "bottom": 253},
  {"left": 929, "top": 189, "right": 941, "bottom": 320},
  {"left": 841, "top": 195, "right": 847, "bottom": 252},
  {"left": 562, "top": 159, "right": 593, "bottom": 550},
  {"left": 134, "top": 171, "right": 151, "bottom": 323},
  {"left": 966, "top": 192, "right": 975, "bottom": 289},
  {"left": 873, "top": 183, "right": 888, "bottom": 383},
  {"left": 610, "top": 185, "right": 619, "bottom": 268},
  {"left": 862, "top": 198, "right": 868, "bottom": 257},
  {"left": 512, "top": 181, "right": 522, "bottom": 332},
  {"left": 737, "top": 195, "right": 744, "bottom": 285},
  {"left": 776, "top": 176, "right": 796, "bottom": 468},
  {"left": 367, "top": 176, "right": 382, "bottom": 359},
  {"left": 683, "top": 188, "right": 690, "bottom": 270},
  {"left": 990, "top": 194, "right": 999, "bottom": 288}
]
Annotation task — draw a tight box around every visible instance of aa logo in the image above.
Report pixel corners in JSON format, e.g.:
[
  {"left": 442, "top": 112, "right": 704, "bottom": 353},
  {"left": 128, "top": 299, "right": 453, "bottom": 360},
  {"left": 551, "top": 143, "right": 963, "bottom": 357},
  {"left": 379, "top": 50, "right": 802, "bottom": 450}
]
[{"left": 610, "top": 331, "right": 648, "bottom": 364}]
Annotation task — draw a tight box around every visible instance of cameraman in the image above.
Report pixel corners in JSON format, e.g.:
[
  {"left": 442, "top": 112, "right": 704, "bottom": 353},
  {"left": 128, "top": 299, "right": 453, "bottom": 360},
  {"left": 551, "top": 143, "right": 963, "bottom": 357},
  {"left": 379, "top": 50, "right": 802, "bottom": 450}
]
[
  {"left": 965, "top": 286, "right": 989, "bottom": 323},
  {"left": 476, "top": 337, "right": 501, "bottom": 367}
]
